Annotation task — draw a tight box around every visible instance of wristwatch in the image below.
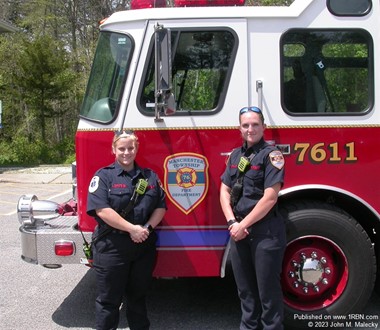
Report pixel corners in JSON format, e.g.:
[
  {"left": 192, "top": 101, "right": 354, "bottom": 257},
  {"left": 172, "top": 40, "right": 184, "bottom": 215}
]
[
  {"left": 227, "top": 219, "right": 237, "bottom": 227},
  {"left": 144, "top": 224, "right": 154, "bottom": 234}
]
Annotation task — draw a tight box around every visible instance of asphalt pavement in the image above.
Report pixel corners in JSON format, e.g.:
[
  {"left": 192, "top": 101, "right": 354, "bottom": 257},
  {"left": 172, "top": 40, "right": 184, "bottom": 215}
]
[
  {"left": 0, "top": 165, "right": 72, "bottom": 184},
  {"left": 0, "top": 168, "right": 243, "bottom": 330},
  {"left": 1, "top": 166, "right": 379, "bottom": 330},
  {"left": 0, "top": 165, "right": 73, "bottom": 216}
]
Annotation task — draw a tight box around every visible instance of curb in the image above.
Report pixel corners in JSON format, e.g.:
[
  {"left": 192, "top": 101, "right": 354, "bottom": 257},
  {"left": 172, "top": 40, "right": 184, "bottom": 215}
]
[{"left": 0, "top": 166, "right": 72, "bottom": 184}]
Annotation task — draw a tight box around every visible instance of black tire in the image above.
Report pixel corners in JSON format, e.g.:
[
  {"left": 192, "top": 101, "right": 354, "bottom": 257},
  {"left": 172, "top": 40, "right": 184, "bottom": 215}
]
[
  {"left": 375, "top": 241, "right": 380, "bottom": 295},
  {"left": 280, "top": 200, "right": 376, "bottom": 329}
]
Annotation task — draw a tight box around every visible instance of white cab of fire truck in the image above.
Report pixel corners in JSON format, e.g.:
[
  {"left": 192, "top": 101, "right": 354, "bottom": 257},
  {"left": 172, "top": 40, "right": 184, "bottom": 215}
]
[{"left": 17, "top": 0, "right": 380, "bottom": 327}]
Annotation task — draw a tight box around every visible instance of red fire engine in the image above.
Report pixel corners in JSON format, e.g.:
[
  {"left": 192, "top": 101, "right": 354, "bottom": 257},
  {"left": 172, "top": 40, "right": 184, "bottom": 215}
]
[{"left": 17, "top": 0, "right": 379, "bottom": 326}]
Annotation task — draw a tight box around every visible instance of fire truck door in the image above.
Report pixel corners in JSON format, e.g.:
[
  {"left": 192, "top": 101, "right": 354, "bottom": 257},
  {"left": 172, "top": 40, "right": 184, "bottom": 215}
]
[{"left": 129, "top": 19, "right": 250, "bottom": 129}]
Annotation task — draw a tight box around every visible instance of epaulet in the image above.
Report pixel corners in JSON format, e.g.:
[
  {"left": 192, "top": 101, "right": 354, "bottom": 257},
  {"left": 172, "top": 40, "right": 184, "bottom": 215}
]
[
  {"left": 104, "top": 163, "right": 116, "bottom": 169},
  {"left": 230, "top": 146, "right": 241, "bottom": 155},
  {"left": 97, "top": 163, "right": 116, "bottom": 172},
  {"left": 224, "top": 148, "right": 237, "bottom": 165},
  {"left": 94, "top": 163, "right": 116, "bottom": 177},
  {"left": 141, "top": 167, "right": 154, "bottom": 177}
]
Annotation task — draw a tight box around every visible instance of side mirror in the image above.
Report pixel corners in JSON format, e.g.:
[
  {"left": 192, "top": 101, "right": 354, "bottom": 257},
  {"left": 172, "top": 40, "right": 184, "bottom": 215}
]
[
  {"left": 155, "top": 26, "right": 171, "bottom": 91},
  {"left": 154, "top": 24, "right": 176, "bottom": 120},
  {"left": 164, "top": 92, "right": 176, "bottom": 116}
]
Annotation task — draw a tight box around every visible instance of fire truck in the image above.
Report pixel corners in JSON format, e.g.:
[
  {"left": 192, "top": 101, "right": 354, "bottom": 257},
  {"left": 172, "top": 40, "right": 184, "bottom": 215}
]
[{"left": 17, "top": 0, "right": 379, "bottom": 327}]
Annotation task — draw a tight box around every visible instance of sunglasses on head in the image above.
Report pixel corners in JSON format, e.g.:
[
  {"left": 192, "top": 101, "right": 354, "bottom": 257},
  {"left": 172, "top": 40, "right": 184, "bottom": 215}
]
[
  {"left": 114, "top": 130, "right": 136, "bottom": 143},
  {"left": 239, "top": 106, "right": 262, "bottom": 115},
  {"left": 115, "top": 129, "right": 134, "bottom": 137}
]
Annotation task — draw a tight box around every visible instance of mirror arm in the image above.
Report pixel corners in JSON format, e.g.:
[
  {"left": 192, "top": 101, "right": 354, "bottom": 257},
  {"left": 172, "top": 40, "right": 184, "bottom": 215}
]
[
  {"left": 154, "top": 23, "right": 175, "bottom": 122},
  {"left": 154, "top": 23, "right": 163, "bottom": 122}
]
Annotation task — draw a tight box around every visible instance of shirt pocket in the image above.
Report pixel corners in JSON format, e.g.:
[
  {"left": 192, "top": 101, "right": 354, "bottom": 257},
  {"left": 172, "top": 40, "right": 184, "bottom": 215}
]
[
  {"left": 108, "top": 187, "right": 132, "bottom": 211},
  {"left": 141, "top": 187, "right": 159, "bottom": 209},
  {"left": 244, "top": 169, "right": 264, "bottom": 195},
  {"left": 227, "top": 167, "right": 239, "bottom": 188}
]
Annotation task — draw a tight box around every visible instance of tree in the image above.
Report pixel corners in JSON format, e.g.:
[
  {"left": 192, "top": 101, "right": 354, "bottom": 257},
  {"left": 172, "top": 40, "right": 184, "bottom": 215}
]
[
  {"left": 0, "top": 0, "right": 293, "bottom": 165},
  {"left": 14, "top": 35, "right": 77, "bottom": 140}
]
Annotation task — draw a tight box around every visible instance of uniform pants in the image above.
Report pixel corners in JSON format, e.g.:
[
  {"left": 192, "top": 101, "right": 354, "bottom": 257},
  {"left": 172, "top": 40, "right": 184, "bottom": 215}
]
[
  {"left": 93, "top": 233, "right": 156, "bottom": 330},
  {"left": 230, "top": 216, "right": 286, "bottom": 330}
]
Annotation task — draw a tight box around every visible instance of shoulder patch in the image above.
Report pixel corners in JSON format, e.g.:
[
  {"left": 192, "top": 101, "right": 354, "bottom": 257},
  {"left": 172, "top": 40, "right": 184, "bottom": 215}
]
[
  {"left": 269, "top": 150, "right": 285, "bottom": 170},
  {"left": 89, "top": 176, "right": 100, "bottom": 193}
]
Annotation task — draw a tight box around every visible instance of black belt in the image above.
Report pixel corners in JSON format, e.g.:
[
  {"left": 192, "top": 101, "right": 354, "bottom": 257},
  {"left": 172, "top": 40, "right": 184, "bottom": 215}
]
[
  {"left": 110, "top": 229, "right": 129, "bottom": 235},
  {"left": 234, "top": 207, "right": 277, "bottom": 223}
]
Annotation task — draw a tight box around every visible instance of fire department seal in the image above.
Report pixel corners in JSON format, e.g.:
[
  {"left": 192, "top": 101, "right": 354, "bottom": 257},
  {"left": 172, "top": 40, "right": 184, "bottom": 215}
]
[
  {"left": 269, "top": 150, "right": 285, "bottom": 170},
  {"left": 164, "top": 152, "right": 209, "bottom": 215}
]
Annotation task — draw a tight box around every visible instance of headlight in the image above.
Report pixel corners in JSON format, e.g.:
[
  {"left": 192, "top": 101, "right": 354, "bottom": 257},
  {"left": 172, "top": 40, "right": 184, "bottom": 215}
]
[{"left": 17, "top": 194, "right": 62, "bottom": 226}]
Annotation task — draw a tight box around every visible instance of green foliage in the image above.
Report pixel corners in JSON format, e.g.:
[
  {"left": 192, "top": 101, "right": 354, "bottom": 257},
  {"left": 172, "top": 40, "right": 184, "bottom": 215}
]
[
  {"left": 0, "top": 136, "right": 44, "bottom": 165},
  {"left": 0, "top": 135, "right": 75, "bottom": 166},
  {"left": 0, "top": 141, "right": 17, "bottom": 165},
  {"left": 0, "top": 0, "right": 314, "bottom": 167},
  {"left": 0, "top": 0, "right": 97, "bottom": 166}
]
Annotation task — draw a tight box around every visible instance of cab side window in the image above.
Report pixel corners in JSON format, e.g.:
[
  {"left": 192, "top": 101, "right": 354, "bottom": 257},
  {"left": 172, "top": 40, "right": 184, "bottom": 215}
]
[
  {"left": 281, "top": 29, "right": 373, "bottom": 115},
  {"left": 139, "top": 29, "right": 237, "bottom": 115},
  {"left": 327, "top": 0, "right": 372, "bottom": 16}
]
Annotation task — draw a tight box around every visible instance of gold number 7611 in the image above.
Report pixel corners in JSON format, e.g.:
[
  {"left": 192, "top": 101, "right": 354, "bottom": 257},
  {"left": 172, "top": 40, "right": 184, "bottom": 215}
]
[{"left": 294, "top": 142, "right": 357, "bottom": 164}]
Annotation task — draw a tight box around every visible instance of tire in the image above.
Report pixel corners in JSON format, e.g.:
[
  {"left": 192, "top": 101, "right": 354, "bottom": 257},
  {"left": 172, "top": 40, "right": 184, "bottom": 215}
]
[
  {"left": 280, "top": 200, "right": 376, "bottom": 329},
  {"left": 375, "top": 241, "right": 380, "bottom": 295}
]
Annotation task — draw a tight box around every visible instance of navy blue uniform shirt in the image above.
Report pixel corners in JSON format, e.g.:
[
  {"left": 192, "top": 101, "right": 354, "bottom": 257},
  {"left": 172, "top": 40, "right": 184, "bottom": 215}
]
[
  {"left": 87, "top": 161, "right": 166, "bottom": 226},
  {"left": 221, "top": 138, "right": 285, "bottom": 218}
]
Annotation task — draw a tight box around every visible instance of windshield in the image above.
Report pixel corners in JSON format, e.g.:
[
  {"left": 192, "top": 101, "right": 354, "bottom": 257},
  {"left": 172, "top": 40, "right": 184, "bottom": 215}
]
[{"left": 80, "top": 32, "right": 133, "bottom": 122}]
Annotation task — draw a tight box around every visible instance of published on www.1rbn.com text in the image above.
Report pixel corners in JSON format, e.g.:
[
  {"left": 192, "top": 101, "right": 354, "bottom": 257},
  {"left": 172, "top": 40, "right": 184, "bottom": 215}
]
[{"left": 294, "top": 313, "right": 379, "bottom": 328}]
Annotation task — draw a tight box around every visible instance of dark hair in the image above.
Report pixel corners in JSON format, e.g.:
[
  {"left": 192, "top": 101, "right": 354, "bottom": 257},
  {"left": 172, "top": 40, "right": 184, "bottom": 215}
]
[{"left": 239, "top": 106, "right": 264, "bottom": 123}]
